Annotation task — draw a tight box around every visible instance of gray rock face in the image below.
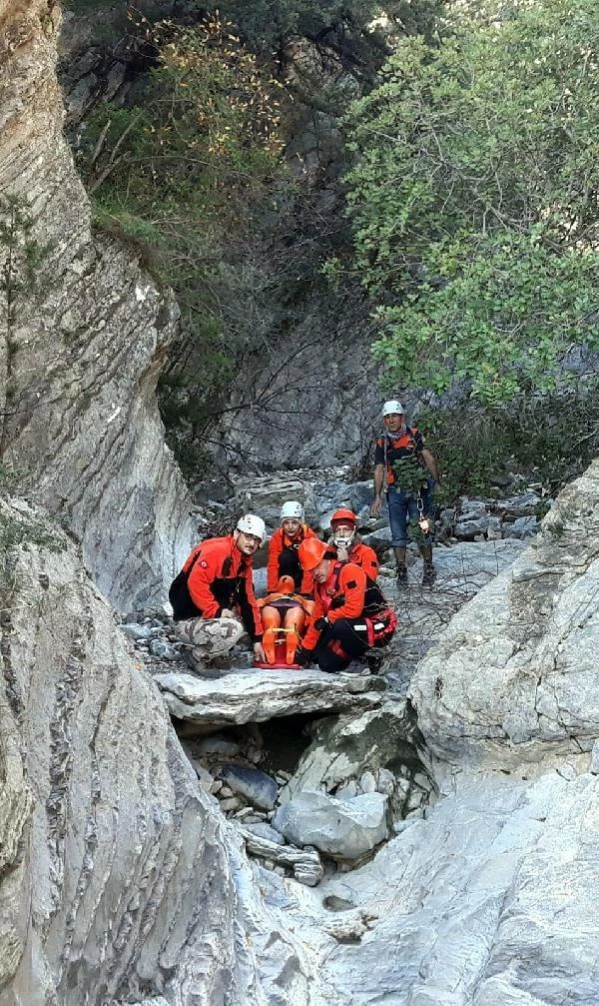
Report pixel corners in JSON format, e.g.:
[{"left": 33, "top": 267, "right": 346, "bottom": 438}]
[
  {"left": 315, "top": 771, "right": 599, "bottom": 1005},
  {"left": 155, "top": 667, "right": 383, "bottom": 728},
  {"left": 411, "top": 460, "right": 599, "bottom": 768},
  {"left": 0, "top": 500, "right": 307, "bottom": 1005},
  {"left": 234, "top": 476, "right": 319, "bottom": 530},
  {"left": 273, "top": 791, "right": 389, "bottom": 861},
  {"left": 0, "top": 0, "right": 196, "bottom": 613}
]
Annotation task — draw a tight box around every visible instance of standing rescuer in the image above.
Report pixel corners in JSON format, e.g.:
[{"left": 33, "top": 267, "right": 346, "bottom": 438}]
[
  {"left": 267, "top": 500, "right": 317, "bottom": 594},
  {"left": 169, "top": 514, "right": 266, "bottom": 676},
  {"left": 370, "top": 400, "right": 440, "bottom": 587},
  {"left": 297, "top": 538, "right": 396, "bottom": 674}
]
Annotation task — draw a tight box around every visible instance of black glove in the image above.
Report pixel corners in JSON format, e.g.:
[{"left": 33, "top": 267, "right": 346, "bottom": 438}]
[
  {"left": 314, "top": 616, "right": 329, "bottom": 632},
  {"left": 296, "top": 647, "right": 314, "bottom": 667}
]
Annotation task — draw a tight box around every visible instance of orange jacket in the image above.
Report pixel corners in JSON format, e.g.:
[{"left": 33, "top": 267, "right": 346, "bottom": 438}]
[
  {"left": 184, "top": 535, "right": 263, "bottom": 641},
  {"left": 302, "top": 561, "right": 367, "bottom": 650},
  {"left": 346, "top": 541, "right": 379, "bottom": 579},
  {"left": 267, "top": 524, "right": 317, "bottom": 594}
]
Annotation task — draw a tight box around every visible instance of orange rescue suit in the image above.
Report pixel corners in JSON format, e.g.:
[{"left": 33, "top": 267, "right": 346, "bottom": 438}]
[
  {"left": 184, "top": 535, "right": 263, "bottom": 641},
  {"left": 267, "top": 524, "right": 318, "bottom": 594},
  {"left": 302, "top": 561, "right": 367, "bottom": 651},
  {"left": 345, "top": 541, "right": 379, "bottom": 579}
]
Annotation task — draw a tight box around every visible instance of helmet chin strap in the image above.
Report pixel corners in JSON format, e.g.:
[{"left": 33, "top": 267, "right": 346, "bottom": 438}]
[{"left": 333, "top": 530, "right": 355, "bottom": 548}]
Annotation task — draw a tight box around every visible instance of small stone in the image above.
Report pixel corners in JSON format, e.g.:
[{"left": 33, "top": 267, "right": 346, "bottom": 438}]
[
  {"left": 245, "top": 822, "right": 287, "bottom": 845},
  {"left": 219, "top": 797, "right": 242, "bottom": 812},
  {"left": 590, "top": 741, "right": 599, "bottom": 775},
  {"left": 247, "top": 748, "right": 262, "bottom": 765},
  {"left": 234, "top": 807, "right": 255, "bottom": 820},
  {"left": 359, "top": 771, "right": 377, "bottom": 794},
  {"left": 121, "top": 623, "right": 152, "bottom": 641},
  {"left": 149, "top": 639, "right": 178, "bottom": 659},
  {"left": 274, "top": 865, "right": 286, "bottom": 876},
  {"left": 220, "top": 786, "right": 233, "bottom": 798},
  {"left": 195, "top": 764, "right": 214, "bottom": 793},
  {"left": 556, "top": 763, "right": 577, "bottom": 781},
  {"left": 262, "top": 860, "right": 276, "bottom": 871},
  {"left": 210, "top": 780, "right": 223, "bottom": 795},
  {"left": 377, "top": 768, "right": 395, "bottom": 796},
  {"left": 412, "top": 772, "right": 431, "bottom": 792}
]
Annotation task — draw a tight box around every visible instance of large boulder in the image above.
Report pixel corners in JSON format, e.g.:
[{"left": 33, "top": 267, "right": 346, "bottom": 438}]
[
  {"left": 0, "top": 0, "right": 196, "bottom": 613},
  {"left": 0, "top": 499, "right": 307, "bottom": 1005},
  {"left": 279, "top": 701, "right": 428, "bottom": 808},
  {"left": 272, "top": 791, "right": 389, "bottom": 860},
  {"left": 411, "top": 459, "right": 599, "bottom": 768}
]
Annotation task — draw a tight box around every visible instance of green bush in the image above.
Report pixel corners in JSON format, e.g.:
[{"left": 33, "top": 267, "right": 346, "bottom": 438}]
[{"left": 345, "top": 0, "right": 599, "bottom": 405}]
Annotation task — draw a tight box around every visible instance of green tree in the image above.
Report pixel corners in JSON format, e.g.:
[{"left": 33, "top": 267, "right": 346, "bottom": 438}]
[
  {"left": 344, "top": 0, "right": 599, "bottom": 404},
  {"left": 78, "top": 15, "right": 286, "bottom": 469}
]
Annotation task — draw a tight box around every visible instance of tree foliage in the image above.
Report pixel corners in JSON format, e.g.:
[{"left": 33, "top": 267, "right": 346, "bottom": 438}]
[
  {"left": 78, "top": 15, "right": 286, "bottom": 448},
  {"left": 344, "top": 0, "right": 599, "bottom": 405},
  {"left": 218, "top": 0, "right": 442, "bottom": 68}
]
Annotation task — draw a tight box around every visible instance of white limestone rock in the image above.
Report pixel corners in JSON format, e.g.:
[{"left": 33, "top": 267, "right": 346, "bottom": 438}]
[
  {"left": 411, "top": 460, "right": 599, "bottom": 768},
  {"left": 272, "top": 791, "right": 389, "bottom": 861},
  {"left": 0, "top": 0, "right": 196, "bottom": 614},
  {"left": 155, "top": 667, "right": 384, "bottom": 728},
  {"left": 0, "top": 501, "right": 310, "bottom": 1005}
]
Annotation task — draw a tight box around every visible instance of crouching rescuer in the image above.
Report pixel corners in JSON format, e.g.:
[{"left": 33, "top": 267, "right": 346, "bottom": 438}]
[
  {"left": 169, "top": 514, "right": 266, "bottom": 675},
  {"left": 297, "top": 538, "right": 396, "bottom": 674}
]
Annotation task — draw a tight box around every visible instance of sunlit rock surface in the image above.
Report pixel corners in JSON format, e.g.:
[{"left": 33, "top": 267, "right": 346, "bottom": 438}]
[{"left": 0, "top": 0, "right": 195, "bottom": 612}]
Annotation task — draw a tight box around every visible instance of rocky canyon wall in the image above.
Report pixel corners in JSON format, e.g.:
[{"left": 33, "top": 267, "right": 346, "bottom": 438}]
[{"left": 0, "top": 0, "right": 196, "bottom": 612}]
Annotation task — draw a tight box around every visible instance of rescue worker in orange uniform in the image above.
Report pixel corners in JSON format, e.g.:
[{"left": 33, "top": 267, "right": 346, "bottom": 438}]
[
  {"left": 297, "top": 538, "right": 396, "bottom": 675},
  {"left": 170, "top": 514, "right": 266, "bottom": 674},
  {"left": 267, "top": 501, "right": 318, "bottom": 595},
  {"left": 257, "top": 575, "right": 314, "bottom": 667},
  {"left": 329, "top": 508, "right": 379, "bottom": 580}
]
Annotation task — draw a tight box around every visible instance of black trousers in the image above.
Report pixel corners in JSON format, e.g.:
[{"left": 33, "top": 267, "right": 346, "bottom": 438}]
[
  {"left": 278, "top": 547, "right": 302, "bottom": 590},
  {"left": 314, "top": 618, "right": 371, "bottom": 674}
]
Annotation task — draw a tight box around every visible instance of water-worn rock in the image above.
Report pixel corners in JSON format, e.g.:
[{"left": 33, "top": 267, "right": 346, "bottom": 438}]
[
  {"left": 313, "top": 771, "right": 599, "bottom": 1004},
  {"left": 155, "top": 667, "right": 383, "bottom": 728},
  {"left": 220, "top": 764, "right": 279, "bottom": 810},
  {"left": 411, "top": 460, "right": 599, "bottom": 768},
  {"left": 0, "top": 0, "right": 196, "bottom": 614},
  {"left": 0, "top": 500, "right": 307, "bottom": 1004},
  {"left": 273, "top": 791, "right": 389, "bottom": 861},
  {"left": 245, "top": 822, "right": 287, "bottom": 845}
]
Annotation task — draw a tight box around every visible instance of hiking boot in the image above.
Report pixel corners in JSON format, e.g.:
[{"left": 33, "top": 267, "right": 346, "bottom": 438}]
[
  {"left": 366, "top": 653, "right": 384, "bottom": 675},
  {"left": 422, "top": 562, "right": 436, "bottom": 588},
  {"left": 396, "top": 564, "right": 408, "bottom": 588}
]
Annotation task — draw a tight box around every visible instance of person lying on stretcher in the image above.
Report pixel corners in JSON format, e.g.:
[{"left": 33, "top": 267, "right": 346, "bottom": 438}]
[{"left": 256, "top": 576, "right": 314, "bottom": 668}]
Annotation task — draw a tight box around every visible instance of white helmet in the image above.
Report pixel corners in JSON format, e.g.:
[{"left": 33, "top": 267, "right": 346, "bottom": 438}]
[
  {"left": 382, "top": 400, "right": 405, "bottom": 417},
  {"left": 280, "top": 500, "right": 304, "bottom": 522},
  {"left": 236, "top": 514, "right": 266, "bottom": 543}
]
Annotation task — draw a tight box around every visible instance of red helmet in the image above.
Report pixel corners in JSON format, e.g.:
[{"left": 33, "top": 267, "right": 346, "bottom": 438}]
[
  {"left": 298, "top": 537, "right": 329, "bottom": 571},
  {"left": 331, "top": 508, "right": 357, "bottom": 527}
]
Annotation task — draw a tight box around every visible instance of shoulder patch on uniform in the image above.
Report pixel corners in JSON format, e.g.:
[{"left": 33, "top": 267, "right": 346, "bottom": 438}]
[{"left": 200, "top": 560, "right": 208, "bottom": 568}]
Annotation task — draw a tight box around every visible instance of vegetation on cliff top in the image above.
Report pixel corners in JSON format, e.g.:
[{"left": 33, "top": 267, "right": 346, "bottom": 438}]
[{"left": 343, "top": 0, "right": 599, "bottom": 406}]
